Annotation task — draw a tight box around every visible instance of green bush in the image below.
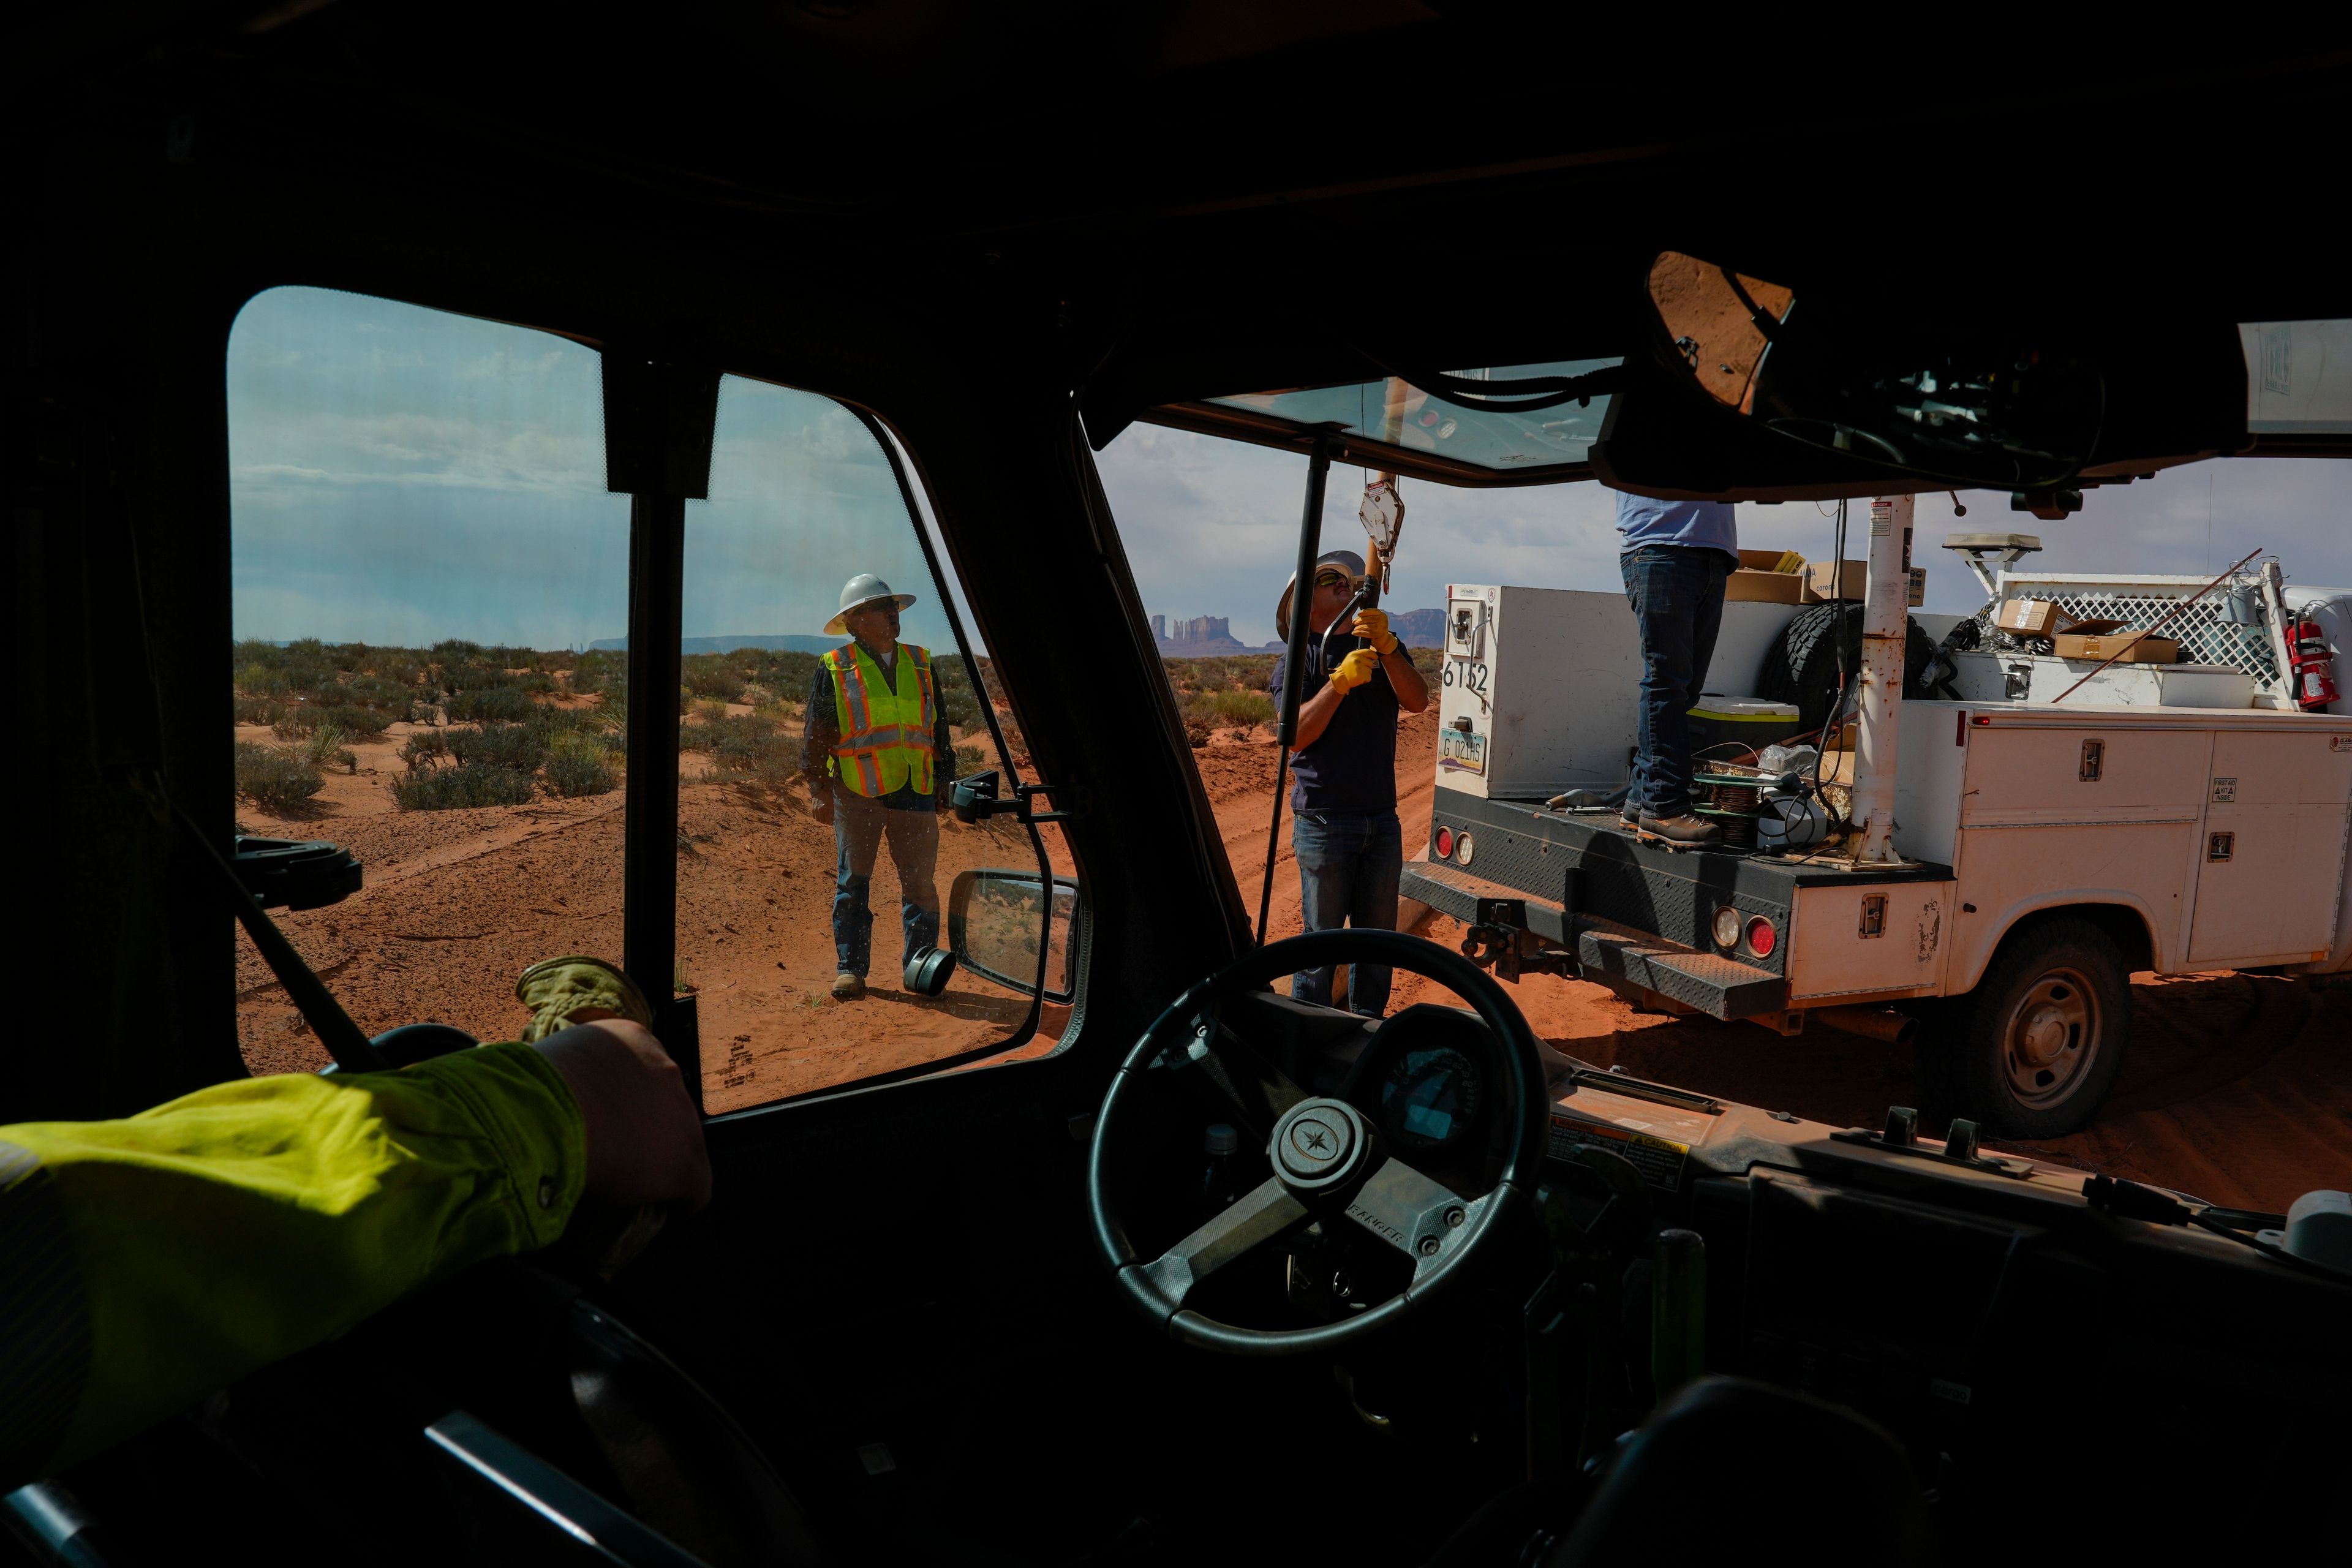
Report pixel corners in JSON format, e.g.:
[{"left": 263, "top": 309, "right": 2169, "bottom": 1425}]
[
  {"left": 1210, "top": 689, "right": 1275, "bottom": 728},
  {"left": 955, "top": 742, "right": 987, "bottom": 774},
  {"left": 399, "top": 729, "right": 452, "bottom": 773},
  {"left": 234, "top": 741, "right": 324, "bottom": 813},
  {"left": 299, "top": 722, "right": 358, "bottom": 773},
  {"left": 544, "top": 733, "right": 620, "bottom": 797},
  {"left": 448, "top": 723, "right": 547, "bottom": 773},
  {"left": 391, "top": 764, "right": 537, "bottom": 812},
  {"left": 233, "top": 695, "right": 284, "bottom": 726},
  {"left": 275, "top": 702, "right": 392, "bottom": 739},
  {"left": 681, "top": 655, "right": 747, "bottom": 704},
  {"left": 447, "top": 685, "right": 535, "bottom": 724}
]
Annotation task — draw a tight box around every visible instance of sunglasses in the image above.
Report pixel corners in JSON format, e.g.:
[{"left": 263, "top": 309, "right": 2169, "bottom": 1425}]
[{"left": 1313, "top": 570, "right": 1352, "bottom": 589}]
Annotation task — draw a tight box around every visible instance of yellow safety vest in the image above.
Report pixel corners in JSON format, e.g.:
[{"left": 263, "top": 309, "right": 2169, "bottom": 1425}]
[{"left": 826, "top": 641, "right": 937, "bottom": 797}]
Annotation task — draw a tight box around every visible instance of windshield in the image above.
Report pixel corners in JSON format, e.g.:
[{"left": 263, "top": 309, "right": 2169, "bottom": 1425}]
[{"left": 1185, "top": 359, "right": 1619, "bottom": 480}]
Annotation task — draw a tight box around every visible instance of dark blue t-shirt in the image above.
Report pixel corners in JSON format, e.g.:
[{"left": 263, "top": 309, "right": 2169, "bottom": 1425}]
[{"left": 1270, "top": 636, "right": 1398, "bottom": 815}]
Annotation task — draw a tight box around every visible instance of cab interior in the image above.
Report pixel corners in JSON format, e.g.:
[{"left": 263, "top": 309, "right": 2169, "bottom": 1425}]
[{"left": 9, "top": 7, "right": 2350, "bottom": 1565}]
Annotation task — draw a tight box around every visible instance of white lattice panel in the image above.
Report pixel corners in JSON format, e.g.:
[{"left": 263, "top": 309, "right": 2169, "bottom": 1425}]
[{"left": 1996, "top": 570, "right": 2283, "bottom": 688}]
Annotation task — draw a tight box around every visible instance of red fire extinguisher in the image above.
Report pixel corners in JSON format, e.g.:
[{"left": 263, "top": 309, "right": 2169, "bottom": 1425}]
[{"left": 2288, "top": 617, "right": 2340, "bottom": 710}]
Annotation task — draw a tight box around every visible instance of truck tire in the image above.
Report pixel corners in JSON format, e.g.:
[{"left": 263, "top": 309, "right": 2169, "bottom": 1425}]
[
  {"left": 1926, "top": 916, "right": 2130, "bottom": 1139},
  {"left": 1758, "top": 602, "right": 1937, "bottom": 734}
]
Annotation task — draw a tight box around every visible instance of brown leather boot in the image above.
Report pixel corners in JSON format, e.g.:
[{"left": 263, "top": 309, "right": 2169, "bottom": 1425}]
[{"left": 1640, "top": 812, "right": 1721, "bottom": 846}]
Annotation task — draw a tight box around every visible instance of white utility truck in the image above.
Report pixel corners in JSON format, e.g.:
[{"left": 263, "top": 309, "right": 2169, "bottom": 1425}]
[{"left": 1403, "top": 511, "right": 2352, "bottom": 1138}]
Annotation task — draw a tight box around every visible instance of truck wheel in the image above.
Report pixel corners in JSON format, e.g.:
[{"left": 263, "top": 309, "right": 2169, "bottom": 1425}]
[{"left": 1933, "top": 916, "right": 2130, "bottom": 1139}]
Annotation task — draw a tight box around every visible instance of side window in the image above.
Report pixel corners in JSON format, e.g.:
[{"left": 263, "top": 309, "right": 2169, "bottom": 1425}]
[
  {"left": 677, "top": 376, "right": 1071, "bottom": 1111},
  {"left": 227, "top": 286, "right": 630, "bottom": 1072}
]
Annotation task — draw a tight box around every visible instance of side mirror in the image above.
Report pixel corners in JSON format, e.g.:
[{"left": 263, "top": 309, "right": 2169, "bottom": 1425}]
[
  {"left": 236, "top": 835, "right": 363, "bottom": 910},
  {"left": 948, "top": 868, "right": 1079, "bottom": 1003},
  {"left": 951, "top": 769, "right": 1001, "bottom": 825}
]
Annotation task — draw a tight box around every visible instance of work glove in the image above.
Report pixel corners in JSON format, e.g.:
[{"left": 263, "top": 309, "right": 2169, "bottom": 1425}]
[
  {"left": 807, "top": 782, "right": 835, "bottom": 826},
  {"left": 1330, "top": 647, "right": 1382, "bottom": 695},
  {"left": 1350, "top": 606, "right": 1399, "bottom": 654},
  {"left": 515, "top": 956, "right": 655, "bottom": 1044}
]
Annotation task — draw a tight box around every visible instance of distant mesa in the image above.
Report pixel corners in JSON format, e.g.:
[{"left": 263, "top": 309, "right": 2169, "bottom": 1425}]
[
  {"left": 589, "top": 634, "right": 842, "bottom": 655},
  {"left": 1153, "top": 613, "right": 1250, "bottom": 657},
  {"left": 1254, "top": 608, "right": 1447, "bottom": 653}
]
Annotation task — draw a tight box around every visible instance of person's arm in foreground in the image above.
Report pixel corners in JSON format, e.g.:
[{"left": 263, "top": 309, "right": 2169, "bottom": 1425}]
[{"left": 0, "top": 1012, "right": 706, "bottom": 1487}]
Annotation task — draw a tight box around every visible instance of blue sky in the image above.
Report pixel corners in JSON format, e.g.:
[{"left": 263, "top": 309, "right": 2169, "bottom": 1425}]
[{"left": 229, "top": 285, "right": 2352, "bottom": 652}]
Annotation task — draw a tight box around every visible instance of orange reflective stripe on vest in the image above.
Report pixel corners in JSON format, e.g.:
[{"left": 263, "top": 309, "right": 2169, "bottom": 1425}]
[{"left": 826, "top": 642, "right": 935, "bottom": 797}]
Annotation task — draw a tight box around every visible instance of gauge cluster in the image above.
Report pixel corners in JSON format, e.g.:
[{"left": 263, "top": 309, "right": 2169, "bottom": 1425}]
[{"left": 1340, "top": 1004, "right": 1508, "bottom": 1186}]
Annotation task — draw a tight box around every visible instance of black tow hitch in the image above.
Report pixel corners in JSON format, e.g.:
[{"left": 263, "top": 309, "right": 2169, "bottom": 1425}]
[{"left": 1458, "top": 897, "right": 1574, "bottom": 985}]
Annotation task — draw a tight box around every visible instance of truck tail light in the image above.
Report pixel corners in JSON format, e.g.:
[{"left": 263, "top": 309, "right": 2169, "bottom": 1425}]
[
  {"left": 1434, "top": 826, "right": 1454, "bottom": 859},
  {"left": 1711, "top": 906, "right": 1742, "bottom": 949},
  {"left": 1745, "top": 916, "right": 1777, "bottom": 957}
]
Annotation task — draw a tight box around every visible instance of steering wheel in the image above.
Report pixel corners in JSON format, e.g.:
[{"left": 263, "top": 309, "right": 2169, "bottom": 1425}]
[{"left": 1087, "top": 928, "right": 1550, "bottom": 1354}]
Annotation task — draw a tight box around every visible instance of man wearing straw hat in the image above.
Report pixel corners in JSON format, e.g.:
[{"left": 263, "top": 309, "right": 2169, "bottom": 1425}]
[
  {"left": 1269, "top": 549, "right": 1429, "bottom": 1016},
  {"left": 802, "top": 573, "right": 956, "bottom": 1001}
]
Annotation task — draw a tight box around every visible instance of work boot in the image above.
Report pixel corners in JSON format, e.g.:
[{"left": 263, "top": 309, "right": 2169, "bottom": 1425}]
[
  {"left": 1640, "top": 812, "right": 1721, "bottom": 846},
  {"left": 831, "top": 971, "right": 866, "bottom": 1001}
]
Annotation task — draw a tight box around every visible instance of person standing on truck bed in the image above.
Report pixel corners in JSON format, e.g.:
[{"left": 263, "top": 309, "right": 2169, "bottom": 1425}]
[
  {"left": 1270, "top": 549, "right": 1430, "bottom": 1016},
  {"left": 1615, "top": 490, "right": 1739, "bottom": 846},
  {"left": 802, "top": 573, "right": 956, "bottom": 1001}
]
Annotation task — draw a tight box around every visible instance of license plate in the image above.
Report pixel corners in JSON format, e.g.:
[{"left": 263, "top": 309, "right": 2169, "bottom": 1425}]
[{"left": 1439, "top": 728, "right": 1487, "bottom": 774}]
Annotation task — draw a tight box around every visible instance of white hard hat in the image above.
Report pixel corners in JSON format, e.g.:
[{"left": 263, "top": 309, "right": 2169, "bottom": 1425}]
[{"left": 824, "top": 573, "right": 919, "bottom": 635}]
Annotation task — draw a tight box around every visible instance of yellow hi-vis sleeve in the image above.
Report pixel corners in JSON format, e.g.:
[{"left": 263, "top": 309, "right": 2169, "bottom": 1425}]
[{"left": 0, "top": 1041, "right": 584, "bottom": 1485}]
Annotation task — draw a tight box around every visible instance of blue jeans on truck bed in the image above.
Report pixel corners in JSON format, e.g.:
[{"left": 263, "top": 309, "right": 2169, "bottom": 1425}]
[
  {"left": 1619, "top": 544, "right": 1732, "bottom": 818},
  {"left": 1291, "top": 809, "right": 1402, "bottom": 1016}
]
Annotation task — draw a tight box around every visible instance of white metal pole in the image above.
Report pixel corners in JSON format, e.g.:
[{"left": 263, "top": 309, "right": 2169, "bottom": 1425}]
[{"left": 1850, "top": 494, "right": 1912, "bottom": 865}]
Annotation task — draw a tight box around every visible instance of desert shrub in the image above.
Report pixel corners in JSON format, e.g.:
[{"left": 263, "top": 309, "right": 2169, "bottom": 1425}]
[
  {"left": 568, "top": 651, "right": 626, "bottom": 696},
  {"left": 432, "top": 638, "right": 488, "bottom": 661},
  {"left": 448, "top": 722, "right": 547, "bottom": 773},
  {"left": 681, "top": 656, "right": 747, "bottom": 704},
  {"left": 543, "top": 733, "right": 619, "bottom": 797},
  {"left": 1211, "top": 689, "right": 1275, "bottom": 728},
  {"left": 443, "top": 663, "right": 517, "bottom": 693},
  {"left": 955, "top": 742, "right": 987, "bottom": 774},
  {"left": 399, "top": 729, "right": 452, "bottom": 773},
  {"left": 276, "top": 701, "right": 391, "bottom": 739},
  {"left": 233, "top": 741, "right": 324, "bottom": 813},
  {"left": 341, "top": 674, "right": 419, "bottom": 718},
  {"left": 391, "top": 763, "right": 536, "bottom": 811},
  {"left": 299, "top": 722, "right": 358, "bottom": 773},
  {"left": 514, "top": 671, "right": 557, "bottom": 693},
  {"left": 933, "top": 655, "right": 984, "bottom": 731},
  {"left": 446, "top": 685, "right": 535, "bottom": 724},
  {"left": 235, "top": 662, "right": 293, "bottom": 696},
  {"left": 233, "top": 695, "right": 285, "bottom": 726}
]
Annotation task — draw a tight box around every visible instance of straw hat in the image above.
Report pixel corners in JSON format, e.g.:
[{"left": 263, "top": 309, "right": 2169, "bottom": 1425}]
[
  {"left": 1272, "top": 549, "right": 1365, "bottom": 641},
  {"left": 823, "top": 573, "right": 919, "bottom": 636}
]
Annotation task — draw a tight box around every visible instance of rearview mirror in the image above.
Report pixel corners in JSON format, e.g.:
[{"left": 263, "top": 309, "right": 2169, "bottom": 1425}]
[
  {"left": 1645, "top": 250, "right": 2104, "bottom": 491},
  {"left": 949, "top": 869, "right": 1079, "bottom": 1003}
]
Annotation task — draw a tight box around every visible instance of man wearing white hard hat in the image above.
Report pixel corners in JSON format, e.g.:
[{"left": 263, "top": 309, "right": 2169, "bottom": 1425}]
[
  {"left": 801, "top": 573, "right": 956, "bottom": 1001},
  {"left": 1268, "top": 549, "right": 1428, "bottom": 1016}
]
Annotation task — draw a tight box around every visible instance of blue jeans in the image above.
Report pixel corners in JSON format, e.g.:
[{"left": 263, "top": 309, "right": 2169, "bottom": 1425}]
[
  {"left": 832, "top": 784, "right": 941, "bottom": 980},
  {"left": 1620, "top": 545, "right": 1732, "bottom": 818},
  {"left": 1291, "top": 810, "right": 1403, "bottom": 1016}
]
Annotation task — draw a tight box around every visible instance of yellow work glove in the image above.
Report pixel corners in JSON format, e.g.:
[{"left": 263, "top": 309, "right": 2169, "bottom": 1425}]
[
  {"left": 515, "top": 956, "right": 655, "bottom": 1043},
  {"left": 1329, "top": 647, "right": 1382, "bottom": 695},
  {"left": 1350, "top": 607, "right": 1399, "bottom": 654}
]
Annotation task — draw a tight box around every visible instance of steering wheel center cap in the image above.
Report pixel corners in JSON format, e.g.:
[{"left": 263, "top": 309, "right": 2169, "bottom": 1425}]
[{"left": 1272, "top": 1098, "right": 1372, "bottom": 1193}]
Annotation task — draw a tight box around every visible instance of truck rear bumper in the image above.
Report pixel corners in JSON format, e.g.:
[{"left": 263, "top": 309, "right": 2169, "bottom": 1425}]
[{"left": 1403, "top": 858, "right": 1788, "bottom": 1021}]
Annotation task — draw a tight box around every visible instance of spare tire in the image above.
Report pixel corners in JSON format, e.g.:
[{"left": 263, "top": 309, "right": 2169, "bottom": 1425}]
[{"left": 1757, "top": 603, "right": 1937, "bottom": 734}]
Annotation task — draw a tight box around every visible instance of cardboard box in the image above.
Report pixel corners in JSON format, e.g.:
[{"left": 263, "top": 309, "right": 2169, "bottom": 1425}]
[
  {"left": 1803, "top": 560, "right": 1864, "bottom": 602},
  {"left": 1726, "top": 568, "right": 1807, "bottom": 604},
  {"left": 1738, "top": 548, "right": 1807, "bottom": 575},
  {"left": 2053, "top": 630, "right": 2180, "bottom": 664},
  {"left": 1996, "top": 598, "right": 2065, "bottom": 636}
]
